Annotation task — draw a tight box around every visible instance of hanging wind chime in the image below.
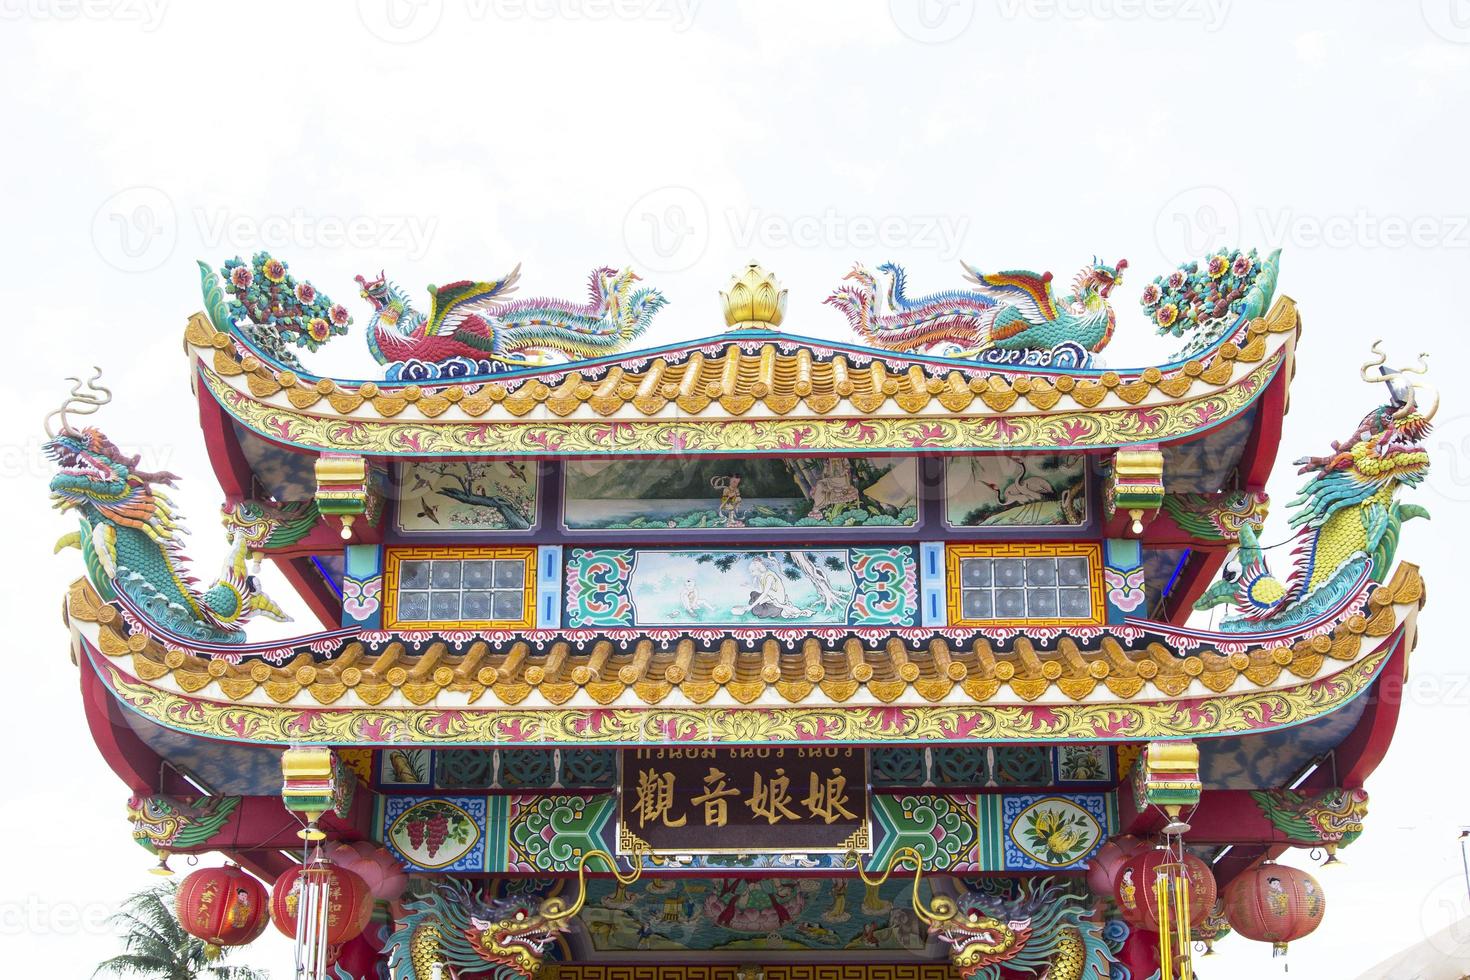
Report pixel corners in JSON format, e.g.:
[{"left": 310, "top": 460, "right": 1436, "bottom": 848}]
[{"left": 1118, "top": 740, "right": 1215, "bottom": 980}]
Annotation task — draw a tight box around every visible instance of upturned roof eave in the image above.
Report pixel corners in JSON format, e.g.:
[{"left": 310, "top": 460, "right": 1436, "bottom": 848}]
[{"left": 185, "top": 297, "right": 1300, "bottom": 460}]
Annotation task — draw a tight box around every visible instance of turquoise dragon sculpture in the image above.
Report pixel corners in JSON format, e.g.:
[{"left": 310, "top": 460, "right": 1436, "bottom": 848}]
[
  {"left": 1195, "top": 343, "right": 1433, "bottom": 630},
  {"left": 356, "top": 264, "right": 668, "bottom": 380},
  {"left": 47, "top": 373, "right": 290, "bottom": 643},
  {"left": 931, "top": 878, "right": 1113, "bottom": 980},
  {"left": 384, "top": 880, "right": 566, "bottom": 980},
  {"left": 825, "top": 256, "right": 1127, "bottom": 363}
]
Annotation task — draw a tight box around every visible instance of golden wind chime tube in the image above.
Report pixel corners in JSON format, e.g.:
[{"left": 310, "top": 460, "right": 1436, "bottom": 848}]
[
  {"left": 1175, "top": 860, "right": 1192, "bottom": 980},
  {"left": 1156, "top": 870, "right": 1174, "bottom": 980}
]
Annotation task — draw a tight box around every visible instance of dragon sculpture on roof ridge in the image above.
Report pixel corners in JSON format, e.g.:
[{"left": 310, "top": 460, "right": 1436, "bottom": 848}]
[
  {"left": 47, "top": 371, "right": 291, "bottom": 643},
  {"left": 1195, "top": 341, "right": 1434, "bottom": 630},
  {"left": 356, "top": 264, "right": 668, "bottom": 380}
]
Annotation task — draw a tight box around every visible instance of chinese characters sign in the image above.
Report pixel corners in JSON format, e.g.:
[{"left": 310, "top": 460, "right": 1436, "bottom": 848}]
[{"left": 618, "top": 747, "right": 869, "bottom": 855}]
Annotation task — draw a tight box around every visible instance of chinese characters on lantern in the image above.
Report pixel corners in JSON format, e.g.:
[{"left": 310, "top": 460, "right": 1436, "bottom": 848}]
[{"left": 619, "top": 747, "right": 868, "bottom": 855}]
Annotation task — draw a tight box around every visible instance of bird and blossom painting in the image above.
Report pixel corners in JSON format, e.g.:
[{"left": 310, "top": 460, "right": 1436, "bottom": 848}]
[
  {"left": 395, "top": 461, "right": 538, "bottom": 533},
  {"left": 944, "top": 454, "right": 1088, "bottom": 527}
]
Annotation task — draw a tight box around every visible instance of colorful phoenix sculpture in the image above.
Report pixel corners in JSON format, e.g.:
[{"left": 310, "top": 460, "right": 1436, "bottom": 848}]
[
  {"left": 824, "top": 256, "right": 1128, "bottom": 366},
  {"left": 1195, "top": 342, "right": 1434, "bottom": 629},
  {"left": 357, "top": 265, "right": 668, "bottom": 380}
]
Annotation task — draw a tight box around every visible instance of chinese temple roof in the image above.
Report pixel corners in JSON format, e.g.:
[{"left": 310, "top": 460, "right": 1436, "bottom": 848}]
[
  {"left": 64, "top": 562, "right": 1421, "bottom": 747},
  {"left": 185, "top": 295, "right": 1299, "bottom": 457}
]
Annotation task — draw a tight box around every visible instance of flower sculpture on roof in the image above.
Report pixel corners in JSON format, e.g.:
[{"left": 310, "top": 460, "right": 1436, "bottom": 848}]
[
  {"left": 209, "top": 253, "right": 352, "bottom": 369},
  {"left": 1143, "top": 248, "right": 1280, "bottom": 358}
]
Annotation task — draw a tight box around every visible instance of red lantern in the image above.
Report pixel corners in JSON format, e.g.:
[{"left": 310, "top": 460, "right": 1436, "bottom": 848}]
[
  {"left": 1222, "top": 862, "right": 1326, "bottom": 954},
  {"left": 1113, "top": 847, "right": 1217, "bottom": 931},
  {"left": 269, "top": 861, "right": 374, "bottom": 946},
  {"left": 1086, "top": 834, "right": 1146, "bottom": 898},
  {"left": 175, "top": 865, "right": 268, "bottom": 957}
]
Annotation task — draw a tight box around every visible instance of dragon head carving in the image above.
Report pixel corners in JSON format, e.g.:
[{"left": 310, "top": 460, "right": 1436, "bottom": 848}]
[
  {"left": 386, "top": 881, "right": 566, "bottom": 980},
  {"left": 465, "top": 895, "right": 567, "bottom": 977},
  {"left": 929, "top": 879, "right": 1111, "bottom": 980},
  {"left": 47, "top": 426, "right": 177, "bottom": 521}
]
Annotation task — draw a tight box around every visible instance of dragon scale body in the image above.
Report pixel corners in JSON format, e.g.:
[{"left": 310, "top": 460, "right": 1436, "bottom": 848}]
[
  {"left": 48, "top": 427, "right": 289, "bottom": 643},
  {"left": 385, "top": 882, "right": 564, "bottom": 980},
  {"left": 1196, "top": 393, "right": 1433, "bottom": 629}
]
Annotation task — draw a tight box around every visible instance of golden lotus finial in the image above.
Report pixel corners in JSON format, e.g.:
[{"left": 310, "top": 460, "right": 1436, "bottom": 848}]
[{"left": 721, "top": 261, "right": 786, "bottom": 330}]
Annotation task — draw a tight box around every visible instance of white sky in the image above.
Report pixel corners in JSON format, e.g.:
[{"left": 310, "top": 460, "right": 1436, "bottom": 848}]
[{"left": 2, "top": 1, "right": 1467, "bottom": 976}]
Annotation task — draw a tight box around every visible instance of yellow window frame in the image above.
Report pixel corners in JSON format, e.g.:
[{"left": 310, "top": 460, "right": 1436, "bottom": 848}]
[
  {"left": 945, "top": 542, "right": 1105, "bottom": 627},
  {"left": 383, "top": 546, "right": 538, "bottom": 630}
]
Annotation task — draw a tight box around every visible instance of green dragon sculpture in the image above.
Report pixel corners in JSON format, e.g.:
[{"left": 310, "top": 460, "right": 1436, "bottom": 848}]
[
  {"left": 47, "top": 372, "right": 290, "bottom": 644},
  {"left": 126, "top": 794, "right": 240, "bottom": 857},
  {"left": 931, "top": 878, "right": 1113, "bottom": 980},
  {"left": 1250, "top": 787, "right": 1369, "bottom": 850},
  {"left": 1194, "top": 343, "right": 1433, "bottom": 631},
  {"left": 384, "top": 881, "right": 567, "bottom": 980}
]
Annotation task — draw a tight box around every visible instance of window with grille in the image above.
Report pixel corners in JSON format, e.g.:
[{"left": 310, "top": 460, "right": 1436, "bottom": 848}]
[
  {"left": 946, "top": 544, "right": 1102, "bottom": 626},
  {"left": 385, "top": 548, "right": 535, "bottom": 628}
]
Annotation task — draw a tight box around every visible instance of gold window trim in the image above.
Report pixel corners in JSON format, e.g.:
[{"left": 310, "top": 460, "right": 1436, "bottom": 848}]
[
  {"left": 383, "top": 546, "right": 538, "bottom": 630},
  {"left": 945, "top": 542, "right": 1105, "bottom": 628}
]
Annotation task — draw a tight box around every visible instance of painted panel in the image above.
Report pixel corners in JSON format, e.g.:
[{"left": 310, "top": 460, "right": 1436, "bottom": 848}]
[
  {"left": 944, "top": 453, "right": 1088, "bottom": 527},
  {"left": 563, "top": 457, "right": 919, "bottom": 531},
  {"left": 394, "top": 460, "right": 537, "bottom": 533},
  {"left": 565, "top": 547, "right": 918, "bottom": 628},
  {"left": 576, "top": 878, "right": 932, "bottom": 955},
  {"left": 382, "top": 795, "right": 487, "bottom": 872},
  {"left": 1000, "top": 794, "right": 1109, "bottom": 871}
]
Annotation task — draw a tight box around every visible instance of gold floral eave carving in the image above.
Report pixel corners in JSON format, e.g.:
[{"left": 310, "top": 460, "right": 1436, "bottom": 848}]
[
  {"left": 87, "top": 633, "right": 1399, "bottom": 748},
  {"left": 198, "top": 353, "right": 1284, "bottom": 457}
]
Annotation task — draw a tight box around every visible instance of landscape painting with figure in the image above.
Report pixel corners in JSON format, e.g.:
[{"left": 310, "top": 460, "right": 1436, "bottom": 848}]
[
  {"left": 945, "top": 454, "right": 1088, "bottom": 527},
  {"left": 629, "top": 550, "right": 857, "bottom": 626},
  {"left": 396, "top": 461, "right": 537, "bottom": 533},
  {"left": 563, "top": 457, "right": 918, "bottom": 530}
]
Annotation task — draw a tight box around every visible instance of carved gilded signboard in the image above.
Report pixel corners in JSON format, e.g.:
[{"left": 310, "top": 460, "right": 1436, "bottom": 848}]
[{"left": 618, "top": 747, "right": 869, "bottom": 856}]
